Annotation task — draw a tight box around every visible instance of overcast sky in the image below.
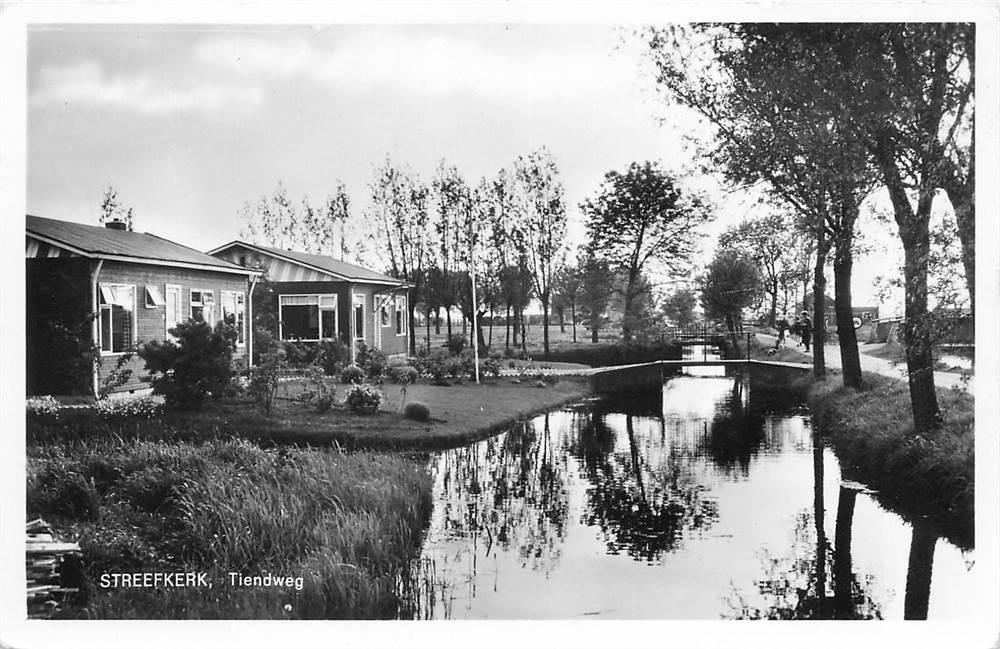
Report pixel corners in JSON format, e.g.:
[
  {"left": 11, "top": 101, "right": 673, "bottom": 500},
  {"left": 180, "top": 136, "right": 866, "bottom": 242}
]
[{"left": 27, "top": 23, "right": 917, "bottom": 309}]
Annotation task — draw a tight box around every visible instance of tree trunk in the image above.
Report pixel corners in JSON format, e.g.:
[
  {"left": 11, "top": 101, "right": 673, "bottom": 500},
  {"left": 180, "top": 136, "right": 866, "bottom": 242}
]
[
  {"left": 425, "top": 308, "right": 431, "bottom": 350},
  {"left": 435, "top": 307, "right": 441, "bottom": 335},
  {"left": 622, "top": 273, "right": 637, "bottom": 343},
  {"left": 520, "top": 309, "right": 528, "bottom": 354},
  {"left": 489, "top": 306, "right": 494, "bottom": 347},
  {"left": 769, "top": 278, "right": 778, "bottom": 327},
  {"left": 812, "top": 239, "right": 828, "bottom": 379},
  {"left": 446, "top": 307, "right": 452, "bottom": 338},
  {"left": 558, "top": 310, "right": 566, "bottom": 334},
  {"left": 571, "top": 299, "right": 577, "bottom": 343},
  {"left": 834, "top": 193, "right": 863, "bottom": 389},
  {"left": 879, "top": 145, "right": 941, "bottom": 433},
  {"left": 541, "top": 295, "right": 551, "bottom": 356},
  {"left": 476, "top": 311, "right": 487, "bottom": 351},
  {"left": 505, "top": 304, "right": 511, "bottom": 350},
  {"left": 724, "top": 313, "right": 740, "bottom": 358}
]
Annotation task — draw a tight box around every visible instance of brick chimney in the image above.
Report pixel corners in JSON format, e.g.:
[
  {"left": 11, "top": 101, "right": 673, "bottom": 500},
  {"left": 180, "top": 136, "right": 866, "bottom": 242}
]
[{"left": 105, "top": 220, "right": 127, "bottom": 231}]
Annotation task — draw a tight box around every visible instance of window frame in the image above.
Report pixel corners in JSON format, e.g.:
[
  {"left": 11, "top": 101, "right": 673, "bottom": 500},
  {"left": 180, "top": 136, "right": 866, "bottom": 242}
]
[
  {"left": 97, "top": 282, "right": 136, "bottom": 356},
  {"left": 395, "top": 294, "right": 407, "bottom": 336},
  {"left": 352, "top": 293, "right": 366, "bottom": 341},
  {"left": 165, "top": 284, "right": 182, "bottom": 340},
  {"left": 220, "top": 289, "right": 247, "bottom": 347},
  {"left": 144, "top": 284, "right": 165, "bottom": 309},
  {"left": 190, "top": 288, "right": 215, "bottom": 324},
  {"left": 277, "top": 293, "right": 338, "bottom": 342}
]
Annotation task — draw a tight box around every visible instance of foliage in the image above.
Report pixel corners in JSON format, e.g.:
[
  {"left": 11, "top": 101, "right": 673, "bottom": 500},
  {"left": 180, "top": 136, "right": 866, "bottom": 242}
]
[
  {"left": 249, "top": 350, "right": 283, "bottom": 417},
  {"left": 298, "top": 364, "right": 337, "bottom": 413},
  {"left": 581, "top": 160, "right": 712, "bottom": 341},
  {"left": 480, "top": 355, "right": 502, "bottom": 378},
  {"left": 662, "top": 288, "right": 698, "bottom": 329},
  {"left": 94, "top": 395, "right": 166, "bottom": 420},
  {"left": 387, "top": 364, "right": 419, "bottom": 385},
  {"left": 98, "top": 348, "right": 136, "bottom": 399},
  {"left": 99, "top": 184, "right": 134, "bottom": 231},
  {"left": 402, "top": 401, "right": 431, "bottom": 422},
  {"left": 26, "top": 438, "right": 432, "bottom": 618},
  {"left": 26, "top": 396, "right": 61, "bottom": 419},
  {"left": 576, "top": 253, "right": 615, "bottom": 342},
  {"left": 339, "top": 363, "right": 366, "bottom": 385},
  {"left": 137, "top": 320, "right": 238, "bottom": 410},
  {"left": 445, "top": 333, "right": 466, "bottom": 355},
  {"left": 700, "top": 249, "right": 762, "bottom": 332},
  {"left": 345, "top": 384, "right": 384, "bottom": 415},
  {"left": 316, "top": 340, "right": 351, "bottom": 377},
  {"left": 355, "top": 342, "right": 387, "bottom": 383}
]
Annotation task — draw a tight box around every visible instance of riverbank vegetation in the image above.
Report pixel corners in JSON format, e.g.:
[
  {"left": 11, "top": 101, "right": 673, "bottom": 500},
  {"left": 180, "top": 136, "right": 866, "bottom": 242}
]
[
  {"left": 26, "top": 438, "right": 432, "bottom": 619},
  {"left": 808, "top": 372, "right": 974, "bottom": 549}
]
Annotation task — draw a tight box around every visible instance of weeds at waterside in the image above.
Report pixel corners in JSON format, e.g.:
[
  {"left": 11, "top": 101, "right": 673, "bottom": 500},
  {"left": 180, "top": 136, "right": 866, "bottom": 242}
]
[
  {"left": 26, "top": 438, "right": 432, "bottom": 619},
  {"left": 808, "top": 372, "right": 974, "bottom": 549}
]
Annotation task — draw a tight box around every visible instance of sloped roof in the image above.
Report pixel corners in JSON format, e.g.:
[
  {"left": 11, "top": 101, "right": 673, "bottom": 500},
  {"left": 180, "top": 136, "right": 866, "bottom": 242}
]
[
  {"left": 27, "top": 215, "right": 253, "bottom": 274},
  {"left": 210, "top": 240, "right": 407, "bottom": 285}
]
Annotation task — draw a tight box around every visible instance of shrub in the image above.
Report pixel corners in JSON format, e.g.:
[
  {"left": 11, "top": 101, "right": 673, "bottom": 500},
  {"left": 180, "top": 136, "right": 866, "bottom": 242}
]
[
  {"left": 357, "top": 342, "right": 387, "bottom": 382},
  {"left": 345, "top": 384, "right": 383, "bottom": 414},
  {"left": 137, "top": 319, "right": 238, "bottom": 410},
  {"left": 94, "top": 395, "right": 166, "bottom": 420},
  {"left": 402, "top": 401, "right": 430, "bottom": 422},
  {"left": 340, "top": 364, "right": 366, "bottom": 385},
  {"left": 26, "top": 395, "right": 61, "bottom": 419},
  {"left": 250, "top": 350, "right": 283, "bottom": 416},
  {"left": 387, "top": 364, "right": 419, "bottom": 385},
  {"left": 445, "top": 334, "right": 466, "bottom": 355},
  {"left": 317, "top": 340, "right": 351, "bottom": 376},
  {"left": 424, "top": 349, "right": 451, "bottom": 382},
  {"left": 302, "top": 364, "right": 336, "bottom": 413},
  {"left": 481, "top": 356, "right": 502, "bottom": 378}
]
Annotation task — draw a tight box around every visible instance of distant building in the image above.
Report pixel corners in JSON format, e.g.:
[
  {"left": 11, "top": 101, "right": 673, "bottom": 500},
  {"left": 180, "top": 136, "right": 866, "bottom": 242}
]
[
  {"left": 208, "top": 241, "right": 410, "bottom": 360},
  {"left": 797, "top": 293, "right": 879, "bottom": 328},
  {"left": 26, "top": 215, "right": 258, "bottom": 397}
]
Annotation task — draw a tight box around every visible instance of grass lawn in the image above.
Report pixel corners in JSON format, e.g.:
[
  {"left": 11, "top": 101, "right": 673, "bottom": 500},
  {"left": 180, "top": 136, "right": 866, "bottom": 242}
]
[{"left": 32, "top": 378, "right": 593, "bottom": 452}]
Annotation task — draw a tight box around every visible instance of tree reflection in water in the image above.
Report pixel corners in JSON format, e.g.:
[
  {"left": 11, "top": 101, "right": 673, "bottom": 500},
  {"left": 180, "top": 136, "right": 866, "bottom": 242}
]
[
  {"left": 573, "top": 393, "right": 720, "bottom": 562},
  {"left": 724, "top": 434, "right": 882, "bottom": 620}
]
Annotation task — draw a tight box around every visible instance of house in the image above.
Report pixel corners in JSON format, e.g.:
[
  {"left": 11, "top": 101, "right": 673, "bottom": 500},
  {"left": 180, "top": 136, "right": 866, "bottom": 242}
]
[
  {"left": 26, "top": 215, "right": 259, "bottom": 398},
  {"left": 207, "top": 241, "right": 410, "bottom": 359}
]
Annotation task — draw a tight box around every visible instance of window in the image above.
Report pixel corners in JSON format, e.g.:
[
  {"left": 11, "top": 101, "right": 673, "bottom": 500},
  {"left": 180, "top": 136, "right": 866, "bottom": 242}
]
[
  {"left": 380, "top": 302, "right": 391, "bottom": 327},
  {"left": 165, "top": 284, "right": 182, "bottom": 339},
  {"left": 191, "top": 289, "right": 214, "bottom": 323},
  {"left": 395, "top": 294, "right": 406, "bottom": 336},
  {"left": 221, "top": 290, "right": 247, "bottom": 345},
  {"left": 145, "top": 285, "right": 165, "bottom": 308},
  {"left": 98, "top": 283, "right": 135, "bottom": 353},
  {"left": 353, "top": 294, "right": 365, "bottom": 340},
  {"left": 278, "top": 294, "right": 337, "bottom": 341}
]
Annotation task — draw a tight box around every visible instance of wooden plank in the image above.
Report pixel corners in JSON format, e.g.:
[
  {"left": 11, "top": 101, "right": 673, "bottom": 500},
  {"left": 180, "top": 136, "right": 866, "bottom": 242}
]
[{"left": 25, "top": 542, "right": 80, "bottom": 554}]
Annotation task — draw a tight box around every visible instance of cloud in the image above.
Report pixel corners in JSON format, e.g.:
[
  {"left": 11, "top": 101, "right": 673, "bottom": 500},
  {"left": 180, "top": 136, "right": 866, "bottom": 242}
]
[
  {"left": 192, "top": 29, "right": 638, "bottom": 103},
  {"left": 31, "top": 60, "right": 263, "bottom": 114}
]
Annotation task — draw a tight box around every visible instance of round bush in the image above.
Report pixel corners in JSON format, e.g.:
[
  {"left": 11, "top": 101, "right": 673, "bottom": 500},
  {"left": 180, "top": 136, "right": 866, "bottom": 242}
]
[
  {"left": 402, "top": 401, "right": 430, "bottom": 422},
  {"left": 388, "top": 364, "right": 419, "bottom": 385},
  {"left": 345, "top": 384, "right": 383, "bottom": 414},
  {"left": 340, "top": 364, "right": 366, "bottom": 385}
]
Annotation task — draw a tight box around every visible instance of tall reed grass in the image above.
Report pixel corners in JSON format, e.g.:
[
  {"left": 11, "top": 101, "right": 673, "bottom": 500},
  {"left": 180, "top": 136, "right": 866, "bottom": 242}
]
[{"left": 26, "top": 437, "right": 432, "bottom": 618}]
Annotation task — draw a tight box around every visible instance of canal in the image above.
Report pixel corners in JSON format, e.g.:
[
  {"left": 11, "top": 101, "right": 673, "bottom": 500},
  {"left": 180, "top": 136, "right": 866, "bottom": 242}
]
[{"left": 398, "top": 360, "right": 976, "bottom": 620}]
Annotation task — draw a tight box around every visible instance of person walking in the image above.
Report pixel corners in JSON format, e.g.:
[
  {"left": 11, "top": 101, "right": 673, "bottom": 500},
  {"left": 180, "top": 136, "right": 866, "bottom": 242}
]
[{"left": 799, "top": 310, "right": 812, "bottom": 352}]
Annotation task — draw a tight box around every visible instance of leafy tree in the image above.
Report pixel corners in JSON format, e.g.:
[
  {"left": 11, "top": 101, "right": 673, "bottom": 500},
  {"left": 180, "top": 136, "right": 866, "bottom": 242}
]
[
  {"left": 99, "top": 184, "right": 134, "bottom": 231},
  {"left": 514, "top": 147, "right": 568, "bottom": 355},
  {"left": 577, "top": 254, "right": 614, "bottom": 343},
  {"left": 719, "top": 212, "right": 799, "bottom": 327},
  {"left": 430, "top": 161, "right": 467, "bottom": 338},
  {"left": 581, "top": 161, "right": 711, "bottom": 343},
  {"left": 662, "top": 287, "right": 698, "bottom": 329},
  {"left": 645, "top": 25, "right": 874, "bottom": 386},
  {"left": 552, "top": 263, "right": 583, "bottom": 342},
  {"left": 370, "top": 158, "right": 431, "bottom": 354},
  {"left": 700, "top": 248, "right": 761, "bottom": 355}
]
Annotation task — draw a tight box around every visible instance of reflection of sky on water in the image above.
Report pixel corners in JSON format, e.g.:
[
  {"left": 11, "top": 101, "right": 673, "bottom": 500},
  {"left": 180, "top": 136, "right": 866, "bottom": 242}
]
[{"left": 401, "top": 376, "right": 978, "bottom": 620}]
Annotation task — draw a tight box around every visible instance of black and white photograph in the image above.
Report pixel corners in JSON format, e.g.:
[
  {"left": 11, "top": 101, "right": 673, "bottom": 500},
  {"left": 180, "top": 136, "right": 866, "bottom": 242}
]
[{"left": 2, "top": 3, "right": 998, "bottom": 648}]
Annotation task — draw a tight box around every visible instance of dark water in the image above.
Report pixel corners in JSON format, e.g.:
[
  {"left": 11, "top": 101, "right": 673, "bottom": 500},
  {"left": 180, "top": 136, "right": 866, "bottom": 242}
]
[{"left": 398, "top": 361, "right": 976, "bottom": 620}]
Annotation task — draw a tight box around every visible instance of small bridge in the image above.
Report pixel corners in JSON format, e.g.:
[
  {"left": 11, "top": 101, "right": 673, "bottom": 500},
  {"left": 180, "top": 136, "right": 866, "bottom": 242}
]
[{"left": 591, "top": 359, "right": 812, "bottom": 393}]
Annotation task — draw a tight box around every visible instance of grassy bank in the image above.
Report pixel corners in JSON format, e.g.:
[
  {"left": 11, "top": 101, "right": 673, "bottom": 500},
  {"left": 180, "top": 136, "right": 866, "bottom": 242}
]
[
  {"left": 808, "top": 372, "right": 974, "bottom": 549},
  {"left": 26, "top": 438, "right": 432, "bottom": 618},
  {"left": 30, "top": 379, "right": 591, "bottom": 451}
]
